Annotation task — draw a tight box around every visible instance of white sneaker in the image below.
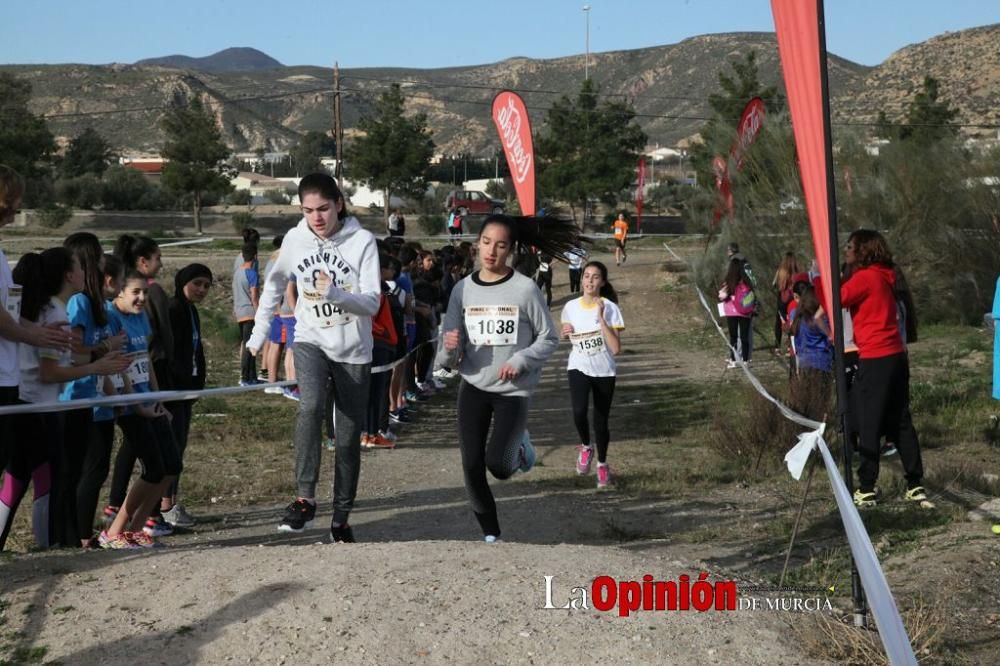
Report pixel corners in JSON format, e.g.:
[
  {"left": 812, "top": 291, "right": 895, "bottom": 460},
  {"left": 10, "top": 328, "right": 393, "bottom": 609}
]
[
  {"left": 264, "top": 386, "right": 283, "bottom": 395},
  {"left": 726, "top": 360, "right": 738, "bottom": 369},
  {"left": 484, "top": 535, "right": 502, "bottom": 544}
]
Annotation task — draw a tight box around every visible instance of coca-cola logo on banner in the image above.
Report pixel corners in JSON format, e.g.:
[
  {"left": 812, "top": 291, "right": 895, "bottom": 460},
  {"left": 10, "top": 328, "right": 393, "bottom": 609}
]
[
  {"left": 496, "top": 97, "right": 532, "bottom": 184},
  {"left": 492, "top": 91, "right": 536, "bottom": 216},
  {"left": 732, "top": 97, "right": 766, "bottom": 172}
]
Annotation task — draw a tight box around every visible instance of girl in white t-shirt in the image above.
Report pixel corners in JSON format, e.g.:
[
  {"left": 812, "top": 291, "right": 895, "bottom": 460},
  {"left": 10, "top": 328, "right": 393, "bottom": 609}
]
[
  {"left": 0, "top": 249, "right": 127, "bottom": 551},
  {"left": 560, "top": 261, "right": 624, "bottom": 489}
]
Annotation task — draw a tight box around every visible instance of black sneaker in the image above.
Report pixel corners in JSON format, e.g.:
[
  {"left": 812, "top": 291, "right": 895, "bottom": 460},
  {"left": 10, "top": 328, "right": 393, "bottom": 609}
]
[
  {"left": 329, "top": 523, "right": 355, "bottom": 543},
  {"left": 278, "top": 499, "right": 316, "bottom": 533}
]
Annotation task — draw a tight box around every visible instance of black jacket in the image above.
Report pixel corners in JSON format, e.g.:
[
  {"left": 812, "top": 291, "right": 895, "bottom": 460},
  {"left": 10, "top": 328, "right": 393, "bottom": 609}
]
[{"left": 168, "top": 296, "right": 206, "bottom": 391}]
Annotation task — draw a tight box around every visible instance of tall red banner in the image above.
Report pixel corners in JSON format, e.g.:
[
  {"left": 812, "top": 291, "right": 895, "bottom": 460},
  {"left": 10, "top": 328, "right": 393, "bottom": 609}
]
[
  {"left": 491, "top": 91, "right": 535, "bottom": 216},
  {"left": 635, "top": 158, "right": 645, "bottom": 233},
  {"left": 770, "top": 0, "right": 833, "bottom": 321}
]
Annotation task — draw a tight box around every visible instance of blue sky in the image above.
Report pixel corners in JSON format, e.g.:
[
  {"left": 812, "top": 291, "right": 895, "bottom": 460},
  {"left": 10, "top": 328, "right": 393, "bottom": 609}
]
[{"left": 2, "top": 0, "right": 997, "bottom": 69}]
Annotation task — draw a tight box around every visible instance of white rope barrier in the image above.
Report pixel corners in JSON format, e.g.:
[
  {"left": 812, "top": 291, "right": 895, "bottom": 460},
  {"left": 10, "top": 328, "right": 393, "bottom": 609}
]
[{"left": 0, "top": 337, "right": 439, "bottom": 417}]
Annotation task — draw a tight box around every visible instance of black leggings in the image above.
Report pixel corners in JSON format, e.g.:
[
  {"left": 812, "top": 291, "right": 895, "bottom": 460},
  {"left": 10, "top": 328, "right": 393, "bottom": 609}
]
[
  {"left": 365, "top": 347, "right": 393, "bottom": 435},
  {"left": 239, "top": 321, "right": 256, "bottom": 383},
  {"left": 568, "top": 268, "right": 581, "bottom": 293},
  {"left": 568, "top": 370, "right": 616, "bottom": 463},
  {"left": 854, "top": 352, "right": 923, "bottom": 491},
  {"left": 166, "top": 399, "right": 195, "bottom": 499},
  {"left": 75, "top": 418, "right": 115, "bottom": 540},
  {"left": 726, "top": 316, "right": 752, "bottom": 362},
  {"left": 456, "top": 382, "right": 529, "bottom": 538},
  {"left": 536, "top": 271, "right": 553, "bottom": 306},
  {"left": 109, "top": 413, "right": 182, "bottom": 507}
]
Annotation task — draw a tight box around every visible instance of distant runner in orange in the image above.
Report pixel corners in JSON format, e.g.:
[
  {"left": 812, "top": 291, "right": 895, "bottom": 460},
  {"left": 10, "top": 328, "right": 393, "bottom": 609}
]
[{"left": 612, "top": 213, "right": 629, "bottom": 266}]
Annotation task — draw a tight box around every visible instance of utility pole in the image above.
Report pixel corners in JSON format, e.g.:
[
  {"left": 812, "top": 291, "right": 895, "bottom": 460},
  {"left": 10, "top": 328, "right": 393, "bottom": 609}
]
[
  {"left": 583, "top": 5, "right": 591, "bottom": 80},
  {"left": 333, "top": 61, "right": 343, "bottom": 187}
]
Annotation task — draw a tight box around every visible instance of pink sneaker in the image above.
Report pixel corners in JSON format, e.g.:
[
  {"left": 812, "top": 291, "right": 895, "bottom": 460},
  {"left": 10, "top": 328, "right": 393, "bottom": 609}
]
[
  {"left": 576, "top": 445, "right": 593, "bottom": 476},
  {"left": 597, "top": 464, "right": 613, "bottom": 489}
]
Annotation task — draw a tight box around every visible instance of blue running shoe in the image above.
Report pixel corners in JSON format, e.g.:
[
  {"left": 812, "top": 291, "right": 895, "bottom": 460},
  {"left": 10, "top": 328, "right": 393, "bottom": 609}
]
[{"left": 518, "top": 430, "right": 536, "bottom": 473}]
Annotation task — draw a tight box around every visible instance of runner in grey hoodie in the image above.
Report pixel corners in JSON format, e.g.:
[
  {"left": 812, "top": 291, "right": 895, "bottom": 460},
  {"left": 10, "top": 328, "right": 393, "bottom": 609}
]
[
  {"left": 247, "top": 173, "right": 380, "bottom": 543},
  {"left": 436, "top": 213, "right": 584, "bottom": 542}
]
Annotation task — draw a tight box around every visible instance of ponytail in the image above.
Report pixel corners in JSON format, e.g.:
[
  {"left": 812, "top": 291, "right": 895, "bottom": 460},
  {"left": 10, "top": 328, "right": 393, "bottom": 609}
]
[
  {"left": 479, "top": 214, "right": 587, "bottom": 263},
  {"left": 64, "top": 232, "right": 108, "bottom": 326},
  {"left": 114, "top": 234, "right": 159, "bottom": 271},
  {"left": 12, "top": 248, "right": 73, "bottom": 322}
]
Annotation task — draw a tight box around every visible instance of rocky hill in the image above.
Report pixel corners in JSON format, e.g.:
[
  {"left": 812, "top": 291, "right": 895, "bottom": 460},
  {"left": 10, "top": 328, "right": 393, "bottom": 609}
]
[{"left": 2, "top": 25, "right": 997, "bottom": 155}]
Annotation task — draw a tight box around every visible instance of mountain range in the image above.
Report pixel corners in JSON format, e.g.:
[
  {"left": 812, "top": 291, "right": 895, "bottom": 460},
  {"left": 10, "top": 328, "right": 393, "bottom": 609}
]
[{"left": 2, "top": 25, "right": 998, "bottom": 156}]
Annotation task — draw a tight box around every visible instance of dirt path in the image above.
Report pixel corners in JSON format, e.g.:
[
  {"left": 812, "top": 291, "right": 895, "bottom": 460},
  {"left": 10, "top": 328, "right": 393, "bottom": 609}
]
[{"left": 2, "top": 245, "right": 830, "bottom": 664}]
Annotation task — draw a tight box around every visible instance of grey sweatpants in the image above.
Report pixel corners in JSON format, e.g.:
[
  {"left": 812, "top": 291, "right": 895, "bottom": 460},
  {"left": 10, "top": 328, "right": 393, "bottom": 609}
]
[{"left": 293, "top": 342, "right": 370, "bottom": 524}]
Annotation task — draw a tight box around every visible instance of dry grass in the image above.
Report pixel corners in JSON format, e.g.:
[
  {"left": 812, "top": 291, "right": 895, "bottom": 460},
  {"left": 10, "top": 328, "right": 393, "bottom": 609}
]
[{"left": 793, "top": 596, "right": 948, "bottom": 665}]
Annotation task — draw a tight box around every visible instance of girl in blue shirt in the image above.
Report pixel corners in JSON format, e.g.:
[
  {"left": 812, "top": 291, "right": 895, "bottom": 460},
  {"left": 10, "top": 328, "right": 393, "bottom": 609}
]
[{"left": 98, "top": 272, "right": 182, "bottom": 549}]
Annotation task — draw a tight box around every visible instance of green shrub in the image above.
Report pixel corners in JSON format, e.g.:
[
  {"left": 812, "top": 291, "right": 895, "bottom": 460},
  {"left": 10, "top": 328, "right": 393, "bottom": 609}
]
[
  {"left": 36, "top": 204, "right": 72, "bottom": 229},
  {"left": 232, "top": 211, "right": 255, "bottom": 234},
  {"left": 418, "top": 213, "right": 445, "bottom": 235}
]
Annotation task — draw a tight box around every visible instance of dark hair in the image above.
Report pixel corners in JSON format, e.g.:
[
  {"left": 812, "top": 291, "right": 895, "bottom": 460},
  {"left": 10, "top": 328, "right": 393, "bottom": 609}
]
[
  {"left": 114, "top": 234, "right": 159, "bottom": 271},
  {"left": 12, "top": 248, "right": 74, "bottom": 322},
  {"left": 120, "top": 269, "right": 147, "bottom": 289},
  {"left": 64, "top": 232, "right": 108, "bottom": 326},
  {"left": 241, "top": 242, "right": 258, "bottom": 262},
  {"left": 298, "top": 172, "right": 348, "bottom": 220},
  {"left": 383, "top": 255, "right": 401, "bottom": 280},
  {"left": 272, "top": 234, "right": 284, "bottom": 249},
  {"left": 791, "top": 285, "right": 821, "bottom": 336},
  {"left": 102, "top": 253, "right": 124, "bottom": 287},
  {"left": 724, "top": 257, "right": 751, "bottom": 296},
  {"left": 242, "top": 227, "right": 261, "bottom": 246},
  {"left": 582, "top": 260, "right": 619, "bottom": 303},
  {"left": 478, "top": 214, "right": 585, "bottom": 264},
  {"left": 727, "top": 242, "right": 740, "bottom": 255},
  {"left": 847, "top": 229, "right": 893, "bottom": 267},
  {"left": 399, "top": 246, "right": 418, "bottom": 268}
]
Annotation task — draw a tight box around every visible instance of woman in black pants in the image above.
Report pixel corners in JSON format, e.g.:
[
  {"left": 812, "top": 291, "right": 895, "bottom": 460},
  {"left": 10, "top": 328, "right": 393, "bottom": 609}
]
[
  {"left": 560, "top": 261, "right": 623, "bottom": 489},
  {"left": 841, "top": 230, "right": 925, "bottom": 508}
]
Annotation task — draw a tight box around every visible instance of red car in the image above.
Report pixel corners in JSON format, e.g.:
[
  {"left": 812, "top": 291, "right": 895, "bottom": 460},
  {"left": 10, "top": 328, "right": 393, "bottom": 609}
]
[{"left": 444, "top": 190, "right": 506, "bottom": 216}]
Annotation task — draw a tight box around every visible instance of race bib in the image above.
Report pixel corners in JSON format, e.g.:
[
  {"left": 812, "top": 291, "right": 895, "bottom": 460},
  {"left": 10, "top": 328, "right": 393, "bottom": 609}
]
[
  {"left": 464, "top": 305, "right": 519, "bottom": 346},
  {"left": 570, "top": 330, "right": 606, "bottom": 356},
  {"left": 3, "top": 285, "right": 21, "bottom": 319},
  {"left": 108, "top": 372, "right": 125, "bottom": 391},
  {"left": 301, "top": 285, "right": 355, "bottom": 328},
  {"left": 126, "top": 352, "right": 151, "bottom": 386}
]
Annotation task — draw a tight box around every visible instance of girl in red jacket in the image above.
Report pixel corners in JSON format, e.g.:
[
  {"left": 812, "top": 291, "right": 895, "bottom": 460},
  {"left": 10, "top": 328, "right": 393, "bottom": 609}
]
[{"left": 841, "top": 230, "right": 925, "bottom": 507}]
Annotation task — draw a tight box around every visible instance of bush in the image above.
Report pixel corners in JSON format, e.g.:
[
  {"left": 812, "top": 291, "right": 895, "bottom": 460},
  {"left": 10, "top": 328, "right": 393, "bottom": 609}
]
[
  {"left": 232, "top": 211, "right": 255, "bottom": 234},
  {"left": 227, "top": 189, "right": 252, "bottom": 205},
  {"left": 36, "top": 204, "right": 73, "bottom": 229},
  {"left": 264, "top": 189, "right": 290, "bottom": 205},
  {"left": 418, "top": 213, "right": 445, "bottom": 236}
]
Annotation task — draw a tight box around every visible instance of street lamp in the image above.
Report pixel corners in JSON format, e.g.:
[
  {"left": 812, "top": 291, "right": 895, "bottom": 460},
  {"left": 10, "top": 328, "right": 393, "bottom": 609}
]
[{"left": 582, "top": 5, "right": 591, "bottom": 80}]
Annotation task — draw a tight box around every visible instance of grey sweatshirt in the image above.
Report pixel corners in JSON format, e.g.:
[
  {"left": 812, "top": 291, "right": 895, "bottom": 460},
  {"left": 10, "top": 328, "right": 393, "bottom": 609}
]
[{"left": 436, "top": 270, "right": 557, "bottom": 396}]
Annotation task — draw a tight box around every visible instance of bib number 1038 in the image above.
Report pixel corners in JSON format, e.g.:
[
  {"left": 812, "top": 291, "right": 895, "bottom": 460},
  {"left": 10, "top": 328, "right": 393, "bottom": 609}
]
[{"left": 464, "top": 305, "right": 519, "bottom": 346}]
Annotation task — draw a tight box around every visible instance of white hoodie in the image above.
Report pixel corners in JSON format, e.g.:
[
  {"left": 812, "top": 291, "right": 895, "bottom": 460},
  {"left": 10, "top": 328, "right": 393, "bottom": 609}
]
[{"left": 248, "top": 216, "right": 381, "bottom": 363}]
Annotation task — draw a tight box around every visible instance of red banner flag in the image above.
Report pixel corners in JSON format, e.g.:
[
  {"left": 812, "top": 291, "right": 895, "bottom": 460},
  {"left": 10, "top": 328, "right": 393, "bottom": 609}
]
[
  {"left": 732, "top": 97, "right": 766, "bottom": 172},
  {"left": 770, "top": 0, "right": 833, "bottom": 319},
  {"left": 635, "top": 158, "right": 645, "bottom": 233},
  {"left": 491, "top": 91, "right": 535, "bottom": 216},
  {"left": 712, "top": 155, "right": 733, "bottom": 225}
]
